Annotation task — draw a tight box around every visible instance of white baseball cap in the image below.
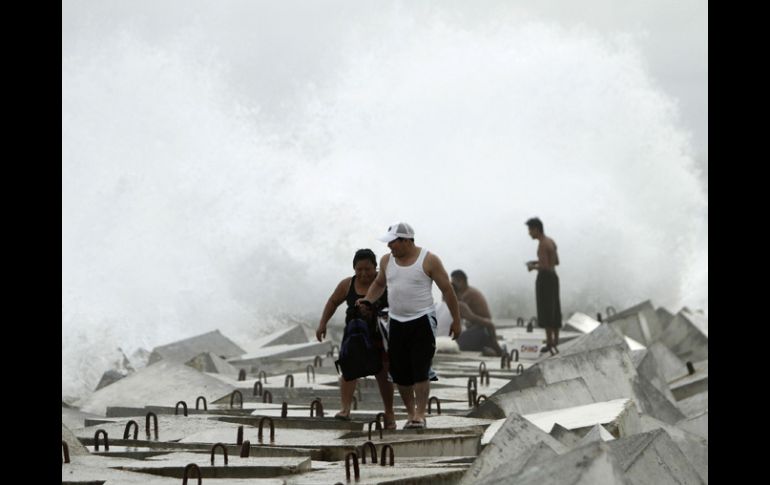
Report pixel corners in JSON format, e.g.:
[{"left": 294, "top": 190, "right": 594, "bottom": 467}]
[{"left": 378, "top": 222, "right": 415, "bottom": 242}]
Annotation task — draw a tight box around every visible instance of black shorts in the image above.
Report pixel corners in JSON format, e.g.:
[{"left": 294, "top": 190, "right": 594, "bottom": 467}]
[
  {"left": 387, "top": 313, "right": 436, "bottom": 386},
  {"left": 536, "top": 270, "right": 562, "bottom": 328}
]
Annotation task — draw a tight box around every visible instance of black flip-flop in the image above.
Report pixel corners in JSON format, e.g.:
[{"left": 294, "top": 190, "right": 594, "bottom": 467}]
[{"left": 334, "top": 413, "right": 351, "bottom": 421}]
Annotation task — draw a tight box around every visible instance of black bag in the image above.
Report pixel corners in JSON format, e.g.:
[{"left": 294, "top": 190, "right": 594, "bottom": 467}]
[{"left": 335, "top": 318, "right": 382, "bottom": 381}]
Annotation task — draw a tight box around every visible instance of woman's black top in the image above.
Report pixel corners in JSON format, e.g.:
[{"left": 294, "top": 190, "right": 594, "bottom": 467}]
[{"left": 344, "top": 275, "right": 388, "bottom": 324}]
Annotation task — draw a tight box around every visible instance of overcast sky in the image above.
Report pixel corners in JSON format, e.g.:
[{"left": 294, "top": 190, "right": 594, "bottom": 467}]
[{"left": 62, "top": 0, "right": 707, "bottom": 161}]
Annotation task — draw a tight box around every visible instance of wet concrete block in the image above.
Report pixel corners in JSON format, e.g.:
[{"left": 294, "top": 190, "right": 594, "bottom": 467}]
[
  {"left": 646, "top": 341, "right": 688, "bottom": 383},
  {"left": 607, "top": 300, "right": 663, "bottom": 345},
  {"left": 460, "top": 442, "right": 557, "bottom": 485},
  {"left": 655, "top": 312, "right": 708, "bottom": 362},
  {"left": 608, "top": 429, "right": 705, "bottom": 484},
  {"left": 480, "top": 441, "right": 629, "bottom": 485},
  {"left": 676, "top": 390, "right": 708, "bottom": 418},
  {"left": 636, "top": 414, "right": 708, "bottom": 484},
  {"left": 548, "top": 423, "right": 583, "bottom": 448},
  {"left": 523, "top": 398, "right": 640, "bottom": 439},
  {"left": 539, "top": 345, "right": 638, "bottom": 404},
  {"left": 228, "top": 342, "right": 331, "bottom": 367},
  {"left": 631, "top": 348, "right": 677, "bottom": 403},
  {"left": 186, "top": 352, "right": 240, "bottom": 375},
  {"left": 631, "top": 375, "right": 686, "bottom": 424},
  {"left": 462, "top": 413, "right": 567, "bottom": 483},
  {"left": 75, "top": 360, "right": 236, "bottom": 416},
  {"left": 574, "top": 424, "right": 615, "bottom": 447},
  {"left": 677, "top": 411, "right": 708, "bottom": 441},
  {"left": 487, "top": 378, "right": 596, "bottom": 417},
  {"left": 558, "top": 324, "right": 629, "bottom": 357},
  {"left": 149, "top": 329, "right": 245, "bottom": 365}
]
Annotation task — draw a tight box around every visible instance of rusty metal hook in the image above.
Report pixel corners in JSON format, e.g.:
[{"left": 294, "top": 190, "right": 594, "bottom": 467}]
[
  {"left": 528, "top": 317, "right": 537, "bottom": 332},
  {"left": 380, "top": 444, "right": 395, "bottom": 466},
  {"left": 231, "top": 390, "right": 243, "bottom": 409},
  {"left": 374, "top": 412, "right": 386, "bottom": 429},
  {"left": 175, "top": 401, "right": 188, "bottom": 416},
  {"left": 258, "top": 416, "right": 275, "bottom": 443},
  {"left": 480, "top": 370, "right": 490, "bottom": 386},
  {"left": 360, "top": 441, "right": 377, "bottom": 464},
  {"left": 428, "top": 396, "right": 441, "bottom": 415},
  {"left": 345, "top": 452, "right": 360, "bottom": 480},
  {"left": 145, "top": 412, "right": 158, "bottom": 439},
  {"left": 182, "top": 463, "right": 202, "bottom": 485},
  {"left": 310, "top": 398, "right": 324, "bottom": 417},
  {"left": 240, "top": 440, "right": 251, "bottom": 457},
  {"left": 210, "top": 442, "right": 228, "bottom": 466},
  {"left": 284, "top": 374, "right": 294, "bottom": 388},
  {"left": 368, "top": 420, "right": 383, "bottom": 440},
  {"left": 263, "top": 390, "right": 273, "bottom": 403},
  {"left": 94, "top": 429, "right": 109, "bottom": 451},
  {"left": 195, "top": 396, "right": 207, "bottom": 410},
  {"left": 123, "top": 420, "right": 138, "bottom": 440},
  {"left": 61, "top": 441, "right": 70, "bottom": 464}
]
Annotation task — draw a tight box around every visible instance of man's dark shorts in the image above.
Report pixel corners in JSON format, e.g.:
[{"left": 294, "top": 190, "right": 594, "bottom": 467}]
[
  {"left": 387, "top": 313, "right": 436, "bottom": 386},
  {"left": 536, "top": 270, "right": 562, "bottom": 328}
]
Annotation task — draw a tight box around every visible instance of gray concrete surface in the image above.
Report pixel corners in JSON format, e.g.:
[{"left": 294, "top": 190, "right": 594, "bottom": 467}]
[
  {"left": 64, "top": 306, "right": 706, "bottom": 484},
  {"left": 149, "top": 329, "right": 246, "bottom": 365},
  {"left": 75, "top": 360, "right": 236, "bottom": 416}
]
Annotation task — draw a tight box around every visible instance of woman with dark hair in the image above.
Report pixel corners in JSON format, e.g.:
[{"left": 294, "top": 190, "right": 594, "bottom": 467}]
[{"left": 315, "top": 249, "right": 395, "bottom": 427}]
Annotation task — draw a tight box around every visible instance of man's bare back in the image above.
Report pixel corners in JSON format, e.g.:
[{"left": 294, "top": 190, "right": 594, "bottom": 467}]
[{"left": 457, "top": 286, "right": 493, "bottom": 323}]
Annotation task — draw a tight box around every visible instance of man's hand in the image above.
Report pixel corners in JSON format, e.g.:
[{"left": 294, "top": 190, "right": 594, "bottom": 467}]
[
  {"left": 315, "top": 324, "right": 326, "bottom": 342},
  {"left": 356, "top": 299, "right": 373, "bottom": 318},
  {"left": 526, "top": 261, "right": 537, "bottom": 272},
  {"left": 449, "top": 319, "right": 462, "bottom": 340}
]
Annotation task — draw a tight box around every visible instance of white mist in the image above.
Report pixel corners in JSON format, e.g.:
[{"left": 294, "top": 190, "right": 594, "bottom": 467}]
[{"left": 62, "top": 2, "right": 707, "bottom": 401}]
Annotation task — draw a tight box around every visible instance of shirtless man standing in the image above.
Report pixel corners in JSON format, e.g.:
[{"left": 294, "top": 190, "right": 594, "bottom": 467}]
[{"left": 526, "top": 217, "right": 562, "bottom": 353}]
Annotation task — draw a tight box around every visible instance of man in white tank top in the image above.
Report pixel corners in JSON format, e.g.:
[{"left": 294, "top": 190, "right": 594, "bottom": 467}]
[{"left": 360, "top": 222, "right": 461, "bottom": 429}]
